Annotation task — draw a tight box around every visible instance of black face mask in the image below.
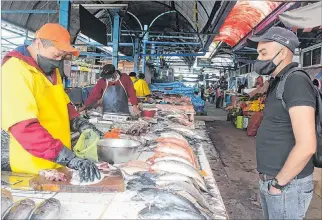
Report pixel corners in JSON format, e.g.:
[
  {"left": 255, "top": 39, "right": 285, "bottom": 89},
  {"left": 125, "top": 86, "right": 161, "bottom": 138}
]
[
  {"left": 37, "top": 54, "right": 62, "bottom": 76},
  {"left": 254, "top": 51, "right": 282, "bottom": 76}
]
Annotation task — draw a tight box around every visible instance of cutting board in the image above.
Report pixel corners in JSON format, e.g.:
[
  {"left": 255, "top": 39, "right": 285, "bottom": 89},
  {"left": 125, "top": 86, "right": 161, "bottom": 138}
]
[{"left": 30, "top": 168, "right": 125, "bottom": 193}]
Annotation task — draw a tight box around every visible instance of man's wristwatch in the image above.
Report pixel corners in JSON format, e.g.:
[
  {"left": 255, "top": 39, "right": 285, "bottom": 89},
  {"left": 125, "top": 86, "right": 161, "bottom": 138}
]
[{"left": 270, "top": 178, "right": 286, "bottom": 190}]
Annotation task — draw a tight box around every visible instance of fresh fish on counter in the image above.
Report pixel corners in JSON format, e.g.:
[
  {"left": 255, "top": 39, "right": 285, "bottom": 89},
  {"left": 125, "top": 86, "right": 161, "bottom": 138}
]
[
  {"left": 132, "top": 188, "right": 202, "bottom": 215},
  {"left": 2, "top": 199, "right": 35, "bottom": 220},
  {"left": 29, "top": 198, "right": 61, "bottom": 219},
  {"left": 168, "top": 125, "right": 205, "bottom": 140},
  {"left": 159, "top": 131, "right": 186, "bottom": 140},
  {"left": 138, "top": 206, "right": 206, "bottom": 220},
  {"left": 154, "top": 145, "right": 194, "bottom": 165},
  {"left": 1, "top": 188, "right": 13, "bottom": 216},
  {"left": 151, "top": 160, "right": 206, "bottom": 190},
  {"left": 39, "top": 169, "right": 67, "bottom": 182},
  {"left": 148, "top": 155, "right": 195, "bottom": 168},
  {"left": 167, "top": 114, "right": 193, "bottom": 127},
  {"left": 157, "top": 181, "right": 211, "bottom": 211},
  {"left": 126, "top": 178, "right": 156, "bottom": 191},
  {"left": 118, "top": 160, "right": 150, "bottom": 176}
]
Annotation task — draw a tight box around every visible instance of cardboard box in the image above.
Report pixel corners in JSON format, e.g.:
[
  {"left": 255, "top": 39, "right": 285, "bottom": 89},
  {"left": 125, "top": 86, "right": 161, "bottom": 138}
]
[{"left": 313, "top": 168, "right": 322, "bottom": 198}]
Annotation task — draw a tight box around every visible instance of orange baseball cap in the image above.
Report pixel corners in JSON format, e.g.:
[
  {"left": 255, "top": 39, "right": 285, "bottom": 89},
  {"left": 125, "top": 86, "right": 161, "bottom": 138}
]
[{"left": 36, "top": 23, "right": 80, "bottom": 56}]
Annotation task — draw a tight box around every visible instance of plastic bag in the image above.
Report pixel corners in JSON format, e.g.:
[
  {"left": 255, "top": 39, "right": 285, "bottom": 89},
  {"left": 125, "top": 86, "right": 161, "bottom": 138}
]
[
  {"left": 73, "top": 129, "right": 99, "bottom": 162},
  {"left": 247, "top": 112, "right": 263, "bottom": 136}
]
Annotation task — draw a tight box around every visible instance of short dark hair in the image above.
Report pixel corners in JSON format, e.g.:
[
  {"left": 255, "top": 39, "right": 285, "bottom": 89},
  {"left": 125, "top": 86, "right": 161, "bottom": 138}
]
[
  {"left": 129, "top": 72, "right": 136, "bottom": 77},
  {"left": 102, "top": 64, "right": 115, "bottom": 75},
  {"left": 138, "top": 73, "right": 145, "bottom": 79}
]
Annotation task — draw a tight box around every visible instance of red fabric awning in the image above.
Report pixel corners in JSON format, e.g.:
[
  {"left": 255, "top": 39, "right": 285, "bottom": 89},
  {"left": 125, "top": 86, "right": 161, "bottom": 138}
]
[{"left": 214, "top": 1, "right": 281, "bottom": 47}]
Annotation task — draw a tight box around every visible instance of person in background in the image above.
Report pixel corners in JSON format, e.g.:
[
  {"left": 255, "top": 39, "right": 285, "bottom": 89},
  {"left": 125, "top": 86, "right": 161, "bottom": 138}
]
[
  {"left": 134, "top": 73, "right": 151, "bottom": 97},
  {"left": 237, "top": 81, "right": 246, "bottom": 94},
  {"left": 1, "top": 23, "right": 102, "bottom": 183},
  {"left": 200, "top": 85, "right": 205, "bottom": 100},
  {"left": 209, "top": 86, "right": 215, "bottom": 103},
  {"left": 215, "top": 86, "right": 222, "bottom": 108},
  {"left": 129, "top": 72, "right": 137, "bottom": 84},
  {"left": 204, "top": 86, "right": 210, "bottom": 102},
  {"left": 82, "top": 64, "right": 140, "bottom": 115},
  {"left": 248, "top": 27, "right": 316, "bottom": 219},
  {"left": 194, "top": 84, "right": 199, "bottom": 95},
  {"left": 255, "top": 76, "right": 264, "bottom": 88}
]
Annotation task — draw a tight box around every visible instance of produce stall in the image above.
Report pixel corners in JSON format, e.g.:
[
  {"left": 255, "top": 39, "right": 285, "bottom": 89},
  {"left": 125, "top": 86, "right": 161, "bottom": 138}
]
[{"left": 1, "top": 98, "right": 228, "bottom": 219}]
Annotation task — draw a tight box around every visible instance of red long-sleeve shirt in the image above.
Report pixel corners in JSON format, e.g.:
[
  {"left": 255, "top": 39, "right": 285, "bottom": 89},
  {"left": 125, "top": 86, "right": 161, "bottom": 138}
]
[
  {"left": 2, "top": 46, "right": 79, "bottom": 161},
  {"left": 84, "top": 73, "right": 138, "bottom": 108}
]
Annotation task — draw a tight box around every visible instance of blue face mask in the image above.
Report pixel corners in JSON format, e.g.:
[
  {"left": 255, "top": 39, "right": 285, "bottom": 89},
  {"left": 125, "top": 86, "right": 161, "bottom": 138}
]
[{"left": 254, "top": 50, "right": 282, "bottom": 76}]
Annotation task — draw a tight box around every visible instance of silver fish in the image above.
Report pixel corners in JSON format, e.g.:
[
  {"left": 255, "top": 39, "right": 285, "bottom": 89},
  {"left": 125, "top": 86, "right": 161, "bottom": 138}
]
[
  {"left": 3, "top": 199, "right": 35, "bottom": 220},
  {"left": 151, "top": 160, "right": 206, "bottom": 189},
  {"left": 138, "top": 206, "right": 206, "bottom": 220},
  {"left": 1, "top": 188, "right": 13, "bottom": 217},
  {"left": 153, "top": 156, "right": 194, "bottom": 168},
  {"left": 29, "top": 198, "right": 61, "bottom": 219},
  {"left": 155, "top": 172, "right": 208, "bottom": 192},
  {"left": 169, "top": 126, "right": 205, "bottom": 140},
  {"left": 157, "top": 181, "right": 211, "bottom": 211},
  {"left": 132, "top": 188, "right": 202, "bottom": 215}
]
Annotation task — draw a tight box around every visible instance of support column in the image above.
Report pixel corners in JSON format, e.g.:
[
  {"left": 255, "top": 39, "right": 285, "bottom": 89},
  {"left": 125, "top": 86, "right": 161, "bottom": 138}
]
[
  {"left": 112, "top": 9, "right": 120, "bottom": 67},
  {"left": 59, "top": 0, "right": 70, "bottom": 30},
  {"left": 142, "top": 25, "right": 149, "bottom": 73},
  {"left": 151, "top": 43, "right": 155, "bottom": 63},
  {"left": 155, "top": 48, "right": 161, "bottom": 75},
  {"left": 134, "top": 38, "right": 140, "bottom": 73}
]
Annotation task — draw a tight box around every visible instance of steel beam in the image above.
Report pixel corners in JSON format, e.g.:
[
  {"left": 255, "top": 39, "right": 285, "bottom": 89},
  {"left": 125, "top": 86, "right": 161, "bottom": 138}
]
[
  {"left": 79, "top": 52, "right": 133, "bottom": 60},
  {"left": 149, "top": 11, "right": 177, "bottom": 28},
  {"left": 233, "top": 2, "right": 294, "bottom": 52},
  {"left": 112, "top": 9, "right": 120, "bottom": 67},
  {"left": 150, "top": 35, "right": 198, "bottom": 40},
  {"left": 59, "top": 0, "right": 70, "bottom": 30},
  {"left": 146, "top": 41, "right": 201, "bottom": 46},
  {"left": 126, "top": 11, "right": 143, "bottom": 30},
  {"left": 141, "top": 52, "right": 206, "bottom": 57},
  {"left": 1, "top": 10, "right": 58, "bottom": 14},
  {"left": 142, "top": 25, "right": 149, "bottom": 73},
  {"left": 134, "top": 38, "right": 140, "bottom": 73}
]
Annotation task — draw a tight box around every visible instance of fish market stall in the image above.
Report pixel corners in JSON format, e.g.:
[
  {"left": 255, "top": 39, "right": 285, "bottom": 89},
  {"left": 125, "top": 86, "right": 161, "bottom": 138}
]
[{"left": 1, "top": 100, "right": 228, "bottom": 219}]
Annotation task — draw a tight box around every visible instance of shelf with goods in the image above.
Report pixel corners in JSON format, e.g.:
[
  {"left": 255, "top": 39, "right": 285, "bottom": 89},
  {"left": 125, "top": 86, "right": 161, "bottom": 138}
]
[
  {"left": 64, "top": 61, "right": 102, "bottom": 106},
  {"left": 226, "top": 93, "right": 265, "bottom": 135}
]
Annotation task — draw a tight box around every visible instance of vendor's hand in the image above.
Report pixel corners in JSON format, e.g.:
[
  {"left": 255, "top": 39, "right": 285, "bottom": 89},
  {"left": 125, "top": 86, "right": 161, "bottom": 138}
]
[
  {"left": 132, "top": 105, "right": 141, "bottom": 116},
  {"left": 269, "top": 184, "right": 282, "bottom": 195},
  {"left": 78, "top": 106, "right": 86, "bottom": 112},
  {"left": 71, "top": 117, "right": 104, "bottom": 138},
  {"left": 67, "top": 158, "right": 101, "bottom": 183}
]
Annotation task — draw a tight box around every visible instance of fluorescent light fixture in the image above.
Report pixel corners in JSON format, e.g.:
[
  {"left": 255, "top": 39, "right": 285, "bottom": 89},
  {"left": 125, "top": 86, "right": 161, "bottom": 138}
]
[{"left": 72, "top": 4, "right": 128, "bottom": 9}]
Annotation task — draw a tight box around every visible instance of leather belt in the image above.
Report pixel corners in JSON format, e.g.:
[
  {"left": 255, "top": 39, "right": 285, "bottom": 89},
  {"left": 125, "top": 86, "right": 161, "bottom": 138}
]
[{"left": 259, "top": 173, "right": 275, "bottom": 181}]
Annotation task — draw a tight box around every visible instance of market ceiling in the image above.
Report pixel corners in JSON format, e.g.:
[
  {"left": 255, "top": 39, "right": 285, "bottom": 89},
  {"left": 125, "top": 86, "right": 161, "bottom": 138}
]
[{"left": 1, "top": 0, "right": 236, "bottom": 66}]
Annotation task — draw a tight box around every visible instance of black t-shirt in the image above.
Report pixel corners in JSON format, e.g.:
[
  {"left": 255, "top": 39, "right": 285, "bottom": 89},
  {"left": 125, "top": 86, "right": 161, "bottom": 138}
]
[{"left": 256, "top": 63, "right": 316, "bottom": 178}]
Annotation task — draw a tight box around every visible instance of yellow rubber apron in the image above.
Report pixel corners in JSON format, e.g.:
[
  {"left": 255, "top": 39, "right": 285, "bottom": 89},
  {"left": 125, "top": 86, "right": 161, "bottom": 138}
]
[{"left": 9, "top": 69, "right": 71, "bottom": 174}]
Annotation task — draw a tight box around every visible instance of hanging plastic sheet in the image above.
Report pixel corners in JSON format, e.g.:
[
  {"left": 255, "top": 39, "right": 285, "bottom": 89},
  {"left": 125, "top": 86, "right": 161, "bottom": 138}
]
[
  {"left": 214, "top": 1, "right": 280, "bottom": 46},
  {"left": 279, "top": 1, "right": 322, "bottom": 32}
]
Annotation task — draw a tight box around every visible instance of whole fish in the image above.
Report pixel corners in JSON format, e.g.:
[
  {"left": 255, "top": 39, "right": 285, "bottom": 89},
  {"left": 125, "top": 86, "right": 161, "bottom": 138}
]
[
  {"left": 1, "top": 188, "right": 13, "bottom": 217},
  {"left": 154, "top": 146, "right": 193, "bottom": 163},
  {"left": 169, "top": 126, "right": 205, "bottom": 140},
  {"left": 155, "top": 172, "right": 207, "bottom": 192},
  {"left": 151, "top": 160, "right": 206, "bottom": 189},
  {"left": 158, "top": 181, "right": 211, "bottom": 211},
  {"left": 138, "top": 206, "right": 206, "bottom": 220},
  {"left": 29, "top": 198, "right": 61, "bottom": 219},
  {"left": 159, "top": 131, "right": 186, "bottom": 140},
  {"left": 3, "top": 199, "right": 35, "bottom": 220},
  {"left": 127, "top": 177, "right": 156, "bottom": 191},
  {"left": 132, "top": 188, "right": 202, "bottom": 215},
  {"left": 152, "top": 156, "right": 195, "bottom": 168}
]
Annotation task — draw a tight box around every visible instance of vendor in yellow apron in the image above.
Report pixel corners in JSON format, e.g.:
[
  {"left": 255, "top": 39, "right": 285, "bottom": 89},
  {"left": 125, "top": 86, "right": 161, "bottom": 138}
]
[
  {"left": 134, "top": 73, "right": 151, "bottom": 100},
  {"left": 129, "top": 71, "right": 138, "bottom": 84},
  {"left": 1, "top": 23, "right": 101, "bottom": 183}
]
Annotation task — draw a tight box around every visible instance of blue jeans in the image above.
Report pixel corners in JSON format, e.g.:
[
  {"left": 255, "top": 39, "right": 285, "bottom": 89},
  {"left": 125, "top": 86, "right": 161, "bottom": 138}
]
[{"left": 259, "top": 174, "right": 314, "bottom": 220}]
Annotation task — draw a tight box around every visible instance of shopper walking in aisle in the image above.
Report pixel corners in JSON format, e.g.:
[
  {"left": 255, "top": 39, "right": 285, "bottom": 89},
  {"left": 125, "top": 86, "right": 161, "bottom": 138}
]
[
  {"left": 1, "top": 23, "right": 102, "bottom": 183},
  {"left": 215, "top": 86, "right": 222, "bottom": 108},
  {"left": 248, "top": 27, "right": 316, "bottom": 219},
  {"left": 83, "top": 64, "right": 140, "bottom": 115},
  {"left": 134, "top": 73, "right": 151, "bottom": 97}
]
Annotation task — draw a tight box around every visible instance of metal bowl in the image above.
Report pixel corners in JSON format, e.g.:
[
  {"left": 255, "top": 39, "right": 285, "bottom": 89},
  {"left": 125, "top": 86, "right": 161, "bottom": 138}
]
[{"left": 97, "top": 139, "right": 141, "bottom": 164}]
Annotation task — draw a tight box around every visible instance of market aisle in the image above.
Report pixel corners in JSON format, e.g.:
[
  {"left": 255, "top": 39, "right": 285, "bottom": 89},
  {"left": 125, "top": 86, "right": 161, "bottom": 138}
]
[{"left": 206, "top": 120, "right": 322, "bottom": 220}]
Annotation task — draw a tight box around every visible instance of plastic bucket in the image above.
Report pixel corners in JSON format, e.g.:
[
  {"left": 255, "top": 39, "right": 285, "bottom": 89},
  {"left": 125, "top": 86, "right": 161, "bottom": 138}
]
[{"left": 236, "top": 116, "right": 243, "bottom": 129}]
